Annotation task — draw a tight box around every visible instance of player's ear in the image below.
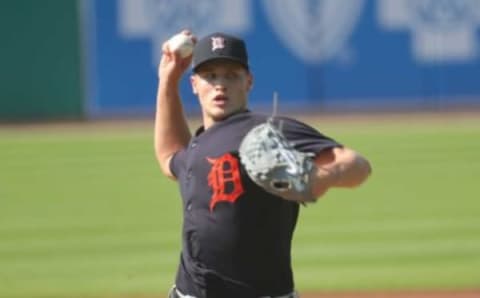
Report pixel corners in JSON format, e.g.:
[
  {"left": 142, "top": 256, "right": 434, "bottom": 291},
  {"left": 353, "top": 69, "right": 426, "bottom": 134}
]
[
  {"left": 247, "top": 72, "right": 253, "bottom": 91},
  {"left": 190, "top": 74, "right": 198, "bottom": 95}
]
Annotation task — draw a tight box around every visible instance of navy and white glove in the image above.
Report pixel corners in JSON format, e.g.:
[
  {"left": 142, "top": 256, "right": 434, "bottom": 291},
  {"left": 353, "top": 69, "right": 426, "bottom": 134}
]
[{"left": 239, "top": 118, "right": 317, "bottom": 203}]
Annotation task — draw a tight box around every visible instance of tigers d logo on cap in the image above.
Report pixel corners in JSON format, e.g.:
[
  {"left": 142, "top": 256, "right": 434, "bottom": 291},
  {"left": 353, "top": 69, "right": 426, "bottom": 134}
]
[{"left": 211, "top": 36, "right": 225, "bottom": 51}]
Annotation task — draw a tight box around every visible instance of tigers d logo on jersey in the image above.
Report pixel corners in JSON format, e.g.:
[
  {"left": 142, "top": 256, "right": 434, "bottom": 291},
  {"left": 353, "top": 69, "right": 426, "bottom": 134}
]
[{"left": 207, "top": 153, "right": 244, "bottom": 211}]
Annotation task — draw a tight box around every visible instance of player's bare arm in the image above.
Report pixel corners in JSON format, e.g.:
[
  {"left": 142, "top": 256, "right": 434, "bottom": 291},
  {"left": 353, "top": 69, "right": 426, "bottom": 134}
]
[
  {"left": 312, "top": 147, "right": 372, "bottom": 198},
  {"left": 154, "top": 31, "right": 196, "bottom": 179}
]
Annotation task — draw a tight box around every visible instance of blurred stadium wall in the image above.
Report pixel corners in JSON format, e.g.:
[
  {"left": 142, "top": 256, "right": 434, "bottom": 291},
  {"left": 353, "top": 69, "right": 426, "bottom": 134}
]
[
  {"left": 1, "top": 0, "right": 480, "bottom": 121},
  {"left": 0, "top": 0, "right": 83, "bottom": 121}
]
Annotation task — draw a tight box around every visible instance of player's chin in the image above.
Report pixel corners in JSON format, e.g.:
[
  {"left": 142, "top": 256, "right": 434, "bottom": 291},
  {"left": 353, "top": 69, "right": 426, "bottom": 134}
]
[
  {"left": 209, "top": 109, "right": 230, "bottom": 121},
  {"left": 208, "top": 102, "right": 246, "bottom": 121},
  {"left": 209, "top": 105, "right": 234, "bottom": 120}
]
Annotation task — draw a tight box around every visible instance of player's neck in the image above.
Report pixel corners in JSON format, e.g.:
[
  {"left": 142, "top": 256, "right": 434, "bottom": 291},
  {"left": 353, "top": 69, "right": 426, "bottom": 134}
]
[{"left": 202, "top": 109, "right": 249, "bottom": 130}]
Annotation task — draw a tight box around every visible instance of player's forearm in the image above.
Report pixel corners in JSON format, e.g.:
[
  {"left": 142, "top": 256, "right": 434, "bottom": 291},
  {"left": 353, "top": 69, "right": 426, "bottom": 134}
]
[
  {"left": 312, "top": 147, "right": 371, "bottom": 197},
  {"left": 154, "top": 79, "right": 191, "bottom": 172}
]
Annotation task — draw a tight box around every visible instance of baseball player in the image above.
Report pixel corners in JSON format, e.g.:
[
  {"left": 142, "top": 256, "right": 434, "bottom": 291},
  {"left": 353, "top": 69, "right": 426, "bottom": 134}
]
[{"left": 155, "top": 30, "right": 372, "bottom": 298}]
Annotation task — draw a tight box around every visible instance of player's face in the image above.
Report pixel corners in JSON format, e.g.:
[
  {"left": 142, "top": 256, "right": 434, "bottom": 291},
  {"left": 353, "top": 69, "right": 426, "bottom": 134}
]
[{"left": 191, "top": 60, "right": 253, "bottom": 128}]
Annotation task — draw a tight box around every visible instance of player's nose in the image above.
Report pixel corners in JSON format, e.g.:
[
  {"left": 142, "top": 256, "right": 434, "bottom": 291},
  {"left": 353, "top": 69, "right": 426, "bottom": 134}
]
[{"left": 213, "top": 81, "right": 227, "bottom": 90}]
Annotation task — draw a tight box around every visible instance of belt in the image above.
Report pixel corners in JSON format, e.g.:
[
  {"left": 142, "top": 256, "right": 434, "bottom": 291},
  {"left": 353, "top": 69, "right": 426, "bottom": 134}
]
[
  {"left": 169, "top": 285, "right": 299, "bottom": 298},
  {"left": 174, "top": 288, "right": 197, "bottom": 298}
]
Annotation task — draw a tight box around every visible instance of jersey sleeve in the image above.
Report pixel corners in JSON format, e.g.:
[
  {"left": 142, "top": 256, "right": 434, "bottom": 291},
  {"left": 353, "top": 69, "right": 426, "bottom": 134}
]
[
  {"left": 169, "top": 149, "right": 187, "bottom": 179},
  {"left": 278, "top": 117, "right": 342, "bottom": 154}
]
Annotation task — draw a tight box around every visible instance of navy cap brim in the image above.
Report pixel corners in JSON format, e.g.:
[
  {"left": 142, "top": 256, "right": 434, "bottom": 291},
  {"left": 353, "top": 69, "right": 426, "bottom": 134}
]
[{"left": 193, "top": 57, "right": 249, "bottom": 72}]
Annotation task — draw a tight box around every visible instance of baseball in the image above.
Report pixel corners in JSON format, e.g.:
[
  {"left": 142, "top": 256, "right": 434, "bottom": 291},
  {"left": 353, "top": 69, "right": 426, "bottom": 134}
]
[{"left": 168, "top": 33, "right": 194, "bottom": 58}]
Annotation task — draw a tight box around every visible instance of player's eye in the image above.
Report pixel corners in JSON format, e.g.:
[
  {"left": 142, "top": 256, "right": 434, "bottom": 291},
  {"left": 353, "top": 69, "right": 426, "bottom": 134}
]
[
  {"left": 203, "top": 72, "right": 217, "bottom": 80},
  {"left": 225, "top": 72, "right": 239, "bottom": 80}
]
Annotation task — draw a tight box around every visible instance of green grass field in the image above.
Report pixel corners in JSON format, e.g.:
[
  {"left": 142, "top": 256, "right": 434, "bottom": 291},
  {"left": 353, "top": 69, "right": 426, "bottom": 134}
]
[{"left": 1, "top": 114, "right": 479, "bottom": 298}]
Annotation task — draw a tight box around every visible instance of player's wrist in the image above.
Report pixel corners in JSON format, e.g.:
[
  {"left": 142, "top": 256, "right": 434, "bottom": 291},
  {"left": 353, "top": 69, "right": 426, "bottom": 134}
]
[{"left": 158, "top": 73, "right": 182, "bottom": 89}]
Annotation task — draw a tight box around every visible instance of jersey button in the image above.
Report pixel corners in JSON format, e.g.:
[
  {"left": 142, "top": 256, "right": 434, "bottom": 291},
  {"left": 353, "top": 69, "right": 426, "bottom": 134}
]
[
  {"left": 190, "top": 141, "right": 197, "bottom": 148},
  {"left": 187, "top": 170, "right": 192, "bottom": 179},
  {"left": 186, "top": 203, "right": 192, "bottom": 211}
]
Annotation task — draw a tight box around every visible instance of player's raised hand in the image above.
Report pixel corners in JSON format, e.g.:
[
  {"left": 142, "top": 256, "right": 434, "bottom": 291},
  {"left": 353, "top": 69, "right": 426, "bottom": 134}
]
[{"left": 158, "top": 30, "right": 197, "bottom": 81}]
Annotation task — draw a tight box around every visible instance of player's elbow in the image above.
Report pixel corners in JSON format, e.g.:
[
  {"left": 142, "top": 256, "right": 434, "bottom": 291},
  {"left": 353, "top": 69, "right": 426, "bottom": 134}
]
[
  {"left": 154, "top": 147, "right": 176, "bottom": 180},
  {"left": 343, "top": 150, "right": 372, "bottom": 188},
  {"left": 330, "top": 147, "right": 372, "bottom": 188}
]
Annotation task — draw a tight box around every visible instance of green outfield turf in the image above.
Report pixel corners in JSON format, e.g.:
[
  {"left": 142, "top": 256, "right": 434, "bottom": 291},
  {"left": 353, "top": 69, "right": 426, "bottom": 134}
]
[{"left": 1, "top": 116, "right": 479, "bottom": 298}]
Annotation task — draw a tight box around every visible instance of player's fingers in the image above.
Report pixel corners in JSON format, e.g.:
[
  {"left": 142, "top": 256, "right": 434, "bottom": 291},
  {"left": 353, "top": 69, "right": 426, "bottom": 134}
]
[
  {"left": 180, "top": 29, "right": 197, "bottom": 44},
  {"left": 180, "top": 29, "right": 194, "bottom": 37},
  {"left": 161, "top": 41, "right": 179, "bottom": 65},
  {"left": 162, "top": 41, "right": 172, "bottom": 55}
]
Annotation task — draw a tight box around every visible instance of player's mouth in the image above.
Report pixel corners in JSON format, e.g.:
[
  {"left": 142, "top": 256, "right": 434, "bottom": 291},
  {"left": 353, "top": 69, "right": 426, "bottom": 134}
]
[{"left": 213, "top": 95, "right": 228, "bottom": 106}]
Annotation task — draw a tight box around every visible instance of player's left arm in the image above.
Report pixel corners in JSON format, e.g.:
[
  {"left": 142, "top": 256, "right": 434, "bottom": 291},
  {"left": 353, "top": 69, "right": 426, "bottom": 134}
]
[{"left": 311, "top": 147, "right": 372, "bottom": 198}]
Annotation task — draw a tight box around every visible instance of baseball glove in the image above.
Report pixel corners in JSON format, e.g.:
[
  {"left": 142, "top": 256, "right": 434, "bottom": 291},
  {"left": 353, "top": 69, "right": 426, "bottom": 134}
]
[{"left": 238, "top": 118, "right": 317, "bottom": 203}]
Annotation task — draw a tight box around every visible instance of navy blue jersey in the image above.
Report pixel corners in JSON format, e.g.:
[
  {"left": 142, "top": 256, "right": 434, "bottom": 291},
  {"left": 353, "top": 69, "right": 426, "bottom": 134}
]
[{"left": 170, "top": 111, "right": 340, "bottom": 298}]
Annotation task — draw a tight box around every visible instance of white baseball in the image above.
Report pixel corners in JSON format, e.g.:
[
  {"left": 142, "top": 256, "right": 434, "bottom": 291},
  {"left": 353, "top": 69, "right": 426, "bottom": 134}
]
[{"left": 168, "top": 33, "right": 194, "bottom": 58}]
